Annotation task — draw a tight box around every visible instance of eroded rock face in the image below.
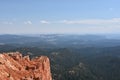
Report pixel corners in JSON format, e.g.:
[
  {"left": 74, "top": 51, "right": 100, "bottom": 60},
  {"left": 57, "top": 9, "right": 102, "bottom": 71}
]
[{"left": 0, "top": 52, "right": 52, "bottom": 80}]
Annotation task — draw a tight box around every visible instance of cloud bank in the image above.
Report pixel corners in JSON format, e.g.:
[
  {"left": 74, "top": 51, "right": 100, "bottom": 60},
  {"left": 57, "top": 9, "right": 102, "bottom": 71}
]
[
  {"left": 24, "top": 21, "right": 32, "bottom": 24},
  {"left": 61, "top": 18, "right": 120, "bottom": 25},
  {"left": 2, "top": 21, "right": 13, "bottom": 25},
  {"left": 40, "top": 20, "right": 50, "bottom": 24}
]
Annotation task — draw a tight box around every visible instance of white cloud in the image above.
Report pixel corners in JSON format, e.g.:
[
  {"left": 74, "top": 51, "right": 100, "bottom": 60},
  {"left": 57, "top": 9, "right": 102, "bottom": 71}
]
[
  {"left": 2, "top": 22, "right": 13, "bottom": 25},
  {"left": 109, "top": 8, "right": 113, "bottom": 11},
  {"left": 40, "top": 20, "right": 50, "bottom": 24},
  {"left": 61, "top": 18, "right": 120, "bottom": 25},
  {"left": 24, "top": 21, "right": 32, "bottom": 24}
]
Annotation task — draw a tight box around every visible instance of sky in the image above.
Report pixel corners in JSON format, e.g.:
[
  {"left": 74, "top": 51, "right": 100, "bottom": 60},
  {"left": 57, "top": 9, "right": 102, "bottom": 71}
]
[{"left": 0, "top": 0, "right": 120, "bottom": 34}]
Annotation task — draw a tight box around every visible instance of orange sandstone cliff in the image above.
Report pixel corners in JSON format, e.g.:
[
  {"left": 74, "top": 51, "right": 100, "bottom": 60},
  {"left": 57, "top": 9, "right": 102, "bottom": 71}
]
[{"left": 0, "top": 52, "right": 52, "bottom": 80}]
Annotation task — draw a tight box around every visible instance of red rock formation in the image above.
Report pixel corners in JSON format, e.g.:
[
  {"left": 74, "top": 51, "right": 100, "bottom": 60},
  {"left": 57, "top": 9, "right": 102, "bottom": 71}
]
[{"left": 0, "top": 52, "right": 52, "bottom": 80}]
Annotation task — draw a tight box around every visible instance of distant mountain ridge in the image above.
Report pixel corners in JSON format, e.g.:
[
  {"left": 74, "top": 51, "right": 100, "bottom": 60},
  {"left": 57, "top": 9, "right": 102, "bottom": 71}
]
[{"left": 1, "top": 34, "right": 120, "bottom": 49}]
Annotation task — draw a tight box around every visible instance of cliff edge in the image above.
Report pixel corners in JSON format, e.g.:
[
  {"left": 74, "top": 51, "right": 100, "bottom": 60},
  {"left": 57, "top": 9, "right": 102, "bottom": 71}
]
[{"left": 0, "top": 52, "right": 52, "bottom": 80}]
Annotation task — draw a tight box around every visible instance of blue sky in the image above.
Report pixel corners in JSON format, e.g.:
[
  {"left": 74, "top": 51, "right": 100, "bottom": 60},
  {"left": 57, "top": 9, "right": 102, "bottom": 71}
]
[{"left": 0, "top": 0, "right": 120, "bottom": 34}]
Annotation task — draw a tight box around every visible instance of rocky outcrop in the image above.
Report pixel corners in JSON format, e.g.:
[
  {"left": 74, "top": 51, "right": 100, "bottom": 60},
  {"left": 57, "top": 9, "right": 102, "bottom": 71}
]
[{"left": 0, "top": 52, "right": 52, "bottom": 80}]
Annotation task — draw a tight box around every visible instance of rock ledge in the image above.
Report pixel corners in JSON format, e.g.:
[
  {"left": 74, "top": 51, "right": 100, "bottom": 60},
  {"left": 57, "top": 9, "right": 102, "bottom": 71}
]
[{"left": 0, "top": 52, "right": 52, "bottom": 80}]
